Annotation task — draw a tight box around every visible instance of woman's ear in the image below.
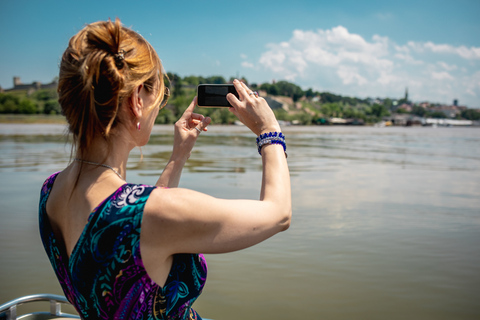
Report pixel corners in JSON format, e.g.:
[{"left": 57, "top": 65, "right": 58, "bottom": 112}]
[{"left": 128, "top": 84, "right": 144, "bottom": 119}]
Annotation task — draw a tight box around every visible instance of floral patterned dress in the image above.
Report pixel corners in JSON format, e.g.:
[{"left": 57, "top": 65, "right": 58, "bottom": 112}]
[{"left": 39, "top": 172, "right": 207, "bottom": 319}]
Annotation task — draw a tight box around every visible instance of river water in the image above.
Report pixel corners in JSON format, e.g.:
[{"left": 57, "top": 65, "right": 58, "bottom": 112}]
[{"left": 0, "top": 124, "right": 479, "bottom": 319}]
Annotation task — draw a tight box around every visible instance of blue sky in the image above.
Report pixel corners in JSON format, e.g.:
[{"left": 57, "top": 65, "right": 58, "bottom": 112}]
[{"left": 1, "top": 0, "right": 479, "bottom": 108}]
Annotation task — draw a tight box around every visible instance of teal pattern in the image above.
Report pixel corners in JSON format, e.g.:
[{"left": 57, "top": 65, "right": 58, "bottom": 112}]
[{"left": 39, "top": 172, "right": 207, "bottom": 319}]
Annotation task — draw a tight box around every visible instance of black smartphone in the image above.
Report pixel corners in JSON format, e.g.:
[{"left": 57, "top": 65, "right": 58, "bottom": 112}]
[{"left": 197, "top": 84, "right": 239, "bottom": 107}]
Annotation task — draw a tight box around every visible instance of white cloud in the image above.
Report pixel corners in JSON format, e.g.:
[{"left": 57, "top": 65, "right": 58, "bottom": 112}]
[
  {"left": 337, "top": 65, "right": 368, "bottom": 85},
  {"left": 259, "top": 48, "right": 286, "bottom": 73},
  {"left": 410, "top": 41, "right": 480, "bottom": 60},
  {"left": 257, "top": 26, "right": 480, "bottom": 107},
  {"left": 464, "top": 71, "right": 480, "bottom": 97},
  {"left": 431, "top": 71, "right": 454, "bottom": 81},
  {"left": 241, "top": 61, "right": 254, "bottom": 68},
  {"left": 240, "top": 53, "right": 248, "bottom": 59},
  {"left": 260, "top": 26, "right": 393, "bottom": 81},
  {"left": 437, "top": 61, "right": 457, "bottom": 71},
  {"left": 394, "top": 50, "right": 424, "bottom": 65}
]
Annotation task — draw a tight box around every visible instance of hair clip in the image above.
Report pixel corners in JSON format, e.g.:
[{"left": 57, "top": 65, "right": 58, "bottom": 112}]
[{"left": 114, "top": 49, "right": 125, "bottom": 69}]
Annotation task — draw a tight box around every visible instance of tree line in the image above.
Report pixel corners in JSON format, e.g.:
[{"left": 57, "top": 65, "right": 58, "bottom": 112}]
[
  {"left": 2, "top": 74, "right": 480, "bottom": 124},
  {"left": 0, "top": 89, "right": 60, "bottom": 115}
]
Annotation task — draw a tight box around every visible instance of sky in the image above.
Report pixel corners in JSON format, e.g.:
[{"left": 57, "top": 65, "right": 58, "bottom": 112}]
[{"left": 1, "top": 0, "right": 479, "bottom": 108}]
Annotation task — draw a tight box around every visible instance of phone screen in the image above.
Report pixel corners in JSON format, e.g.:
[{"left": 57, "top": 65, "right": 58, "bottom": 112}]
[{"left": 197, "top": 84, "right": 238, "bottom": 107}]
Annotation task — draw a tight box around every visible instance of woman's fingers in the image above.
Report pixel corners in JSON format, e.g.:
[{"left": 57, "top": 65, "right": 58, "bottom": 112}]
[
  {"left": 177, "top": 96, "right": 210, "bottom": 133},
  {"left": 233, "top": 79, "right": 249, "bottom": 98},
  {"left": 180, "top": 97, "right": 197, "bottom": 120},
  {"left": 227, "top": 79, "right": 256, "bottom": 109},
  {"left": 198, "top": 117, "right": 211, "bottom": 132},
  {"left": 227, "top": 80, "right": 243, "bottom": 108},
  {"left": 226, "top": 79, "right": 280, "bottom": 136},
  {"left": 190, "top": 118, "right": 211, "bottom": 132}
]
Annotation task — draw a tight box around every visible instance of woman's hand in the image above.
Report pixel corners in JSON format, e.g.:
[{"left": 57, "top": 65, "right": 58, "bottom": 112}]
[
  {"left": 156, "top": 97, "right": 210, "bottom": 188},
  {"left": 172, "top": 96, "right": 211, "bottom": 160},
  {"left": 227, "top": 79, "right": 280, "bottom": 136},
  {"left": 144, "top": 84, "right": 291, "bottom": 261}
]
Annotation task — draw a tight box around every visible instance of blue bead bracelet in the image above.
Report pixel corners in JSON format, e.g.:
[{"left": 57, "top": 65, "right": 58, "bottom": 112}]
[{"left": 256, "top": 131, "right": 287, "bottom": 157}]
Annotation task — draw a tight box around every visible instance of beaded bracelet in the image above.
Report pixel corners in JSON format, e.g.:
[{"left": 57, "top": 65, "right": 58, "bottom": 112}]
[{"left": 256, "top": 131, "right": 287, "bottom": 157}]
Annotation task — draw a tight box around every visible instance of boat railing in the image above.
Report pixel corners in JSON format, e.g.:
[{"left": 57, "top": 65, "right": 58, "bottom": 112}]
[{"left": 0, "top": 294, "right": 80, "bottom": 320}]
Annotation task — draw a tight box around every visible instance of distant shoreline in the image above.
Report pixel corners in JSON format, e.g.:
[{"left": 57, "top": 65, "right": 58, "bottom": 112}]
[
  {"left": 1, "top": 114, "right": 479, "bottom": 129},
  {"left": 0, "top": 114, "right": 66, "bottom": 124}
]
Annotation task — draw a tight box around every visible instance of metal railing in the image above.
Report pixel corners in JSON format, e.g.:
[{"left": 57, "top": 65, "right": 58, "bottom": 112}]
[{"left": 0, "top": 294, "right": 80, "bottom": 320}]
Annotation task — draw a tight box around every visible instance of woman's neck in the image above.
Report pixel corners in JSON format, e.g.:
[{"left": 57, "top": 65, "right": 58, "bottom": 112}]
[{"left": 75, "top": 131, "right": 134, "bottom": 181}]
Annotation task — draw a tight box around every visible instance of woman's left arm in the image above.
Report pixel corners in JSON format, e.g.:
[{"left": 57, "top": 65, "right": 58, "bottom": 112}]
[{"left": 156, "top": 97, "right": 211, "bottom": 188}]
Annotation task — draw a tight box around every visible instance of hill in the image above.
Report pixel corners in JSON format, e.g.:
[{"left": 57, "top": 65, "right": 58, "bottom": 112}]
[{"left": 1, "top": 74, "right": 479, "bottom": 125}]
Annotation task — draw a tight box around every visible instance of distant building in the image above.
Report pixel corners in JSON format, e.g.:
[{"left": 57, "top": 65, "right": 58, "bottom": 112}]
[
  {"left": 3, "top": 77, "right": 57, "bottom": 94},
  {"left": 398, "top": 103, "right": 412, "bottom": 112},
  {"left": 383, "top": 114, "right": 424, "bottom": 126},
  {"left": 419, "top": 102, "right": 430, "bottom": 109},
  {"left": 429, "top": 105, "right": 466, "bottom": 118},
  {"left": 264, "top": 96, "right": 286, "bottom": 110}
]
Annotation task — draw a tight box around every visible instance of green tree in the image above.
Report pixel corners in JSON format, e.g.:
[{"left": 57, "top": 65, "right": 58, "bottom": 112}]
[
  {"left": 383, "top": 98, "right": 393, "bottom": 111},
  {"left": 166, "top": 73, "right": 183, "bottom": 98},
  {"left": 429, "top": 111, "right": 446, "bottom": 118},
  {"left": 205, "top": 76, "right": 226, "bottom": 84},
  {"left": 320, "top": 92, "right": 342, "bottom": 104},
  {"left": 411, "top": 105, "right": 426, "bottom": 117},
  {"left": 32, "top": 89, "right": 57, "bottom": 101},
  {"left": 260, "top": 83, "right": 279, "bottom": 96},
  {"left": 275, "top": 81, "right": 304, "bottom": 102},
  {"left": 1, "top": 99, "right": 17, "bottom": 113},
  {"left": 461, "top": 109, "right": 480, "bottom": 120},
  {"left": 0, "top": 93, "right": 20, "bottom": 113},
  {"left": 170, "top": 94, "right": 191, "bottom": 118},
  {"left": 173, "top": 81, "right": 184, "bottom": 98},
  {"left": 155, "top": 108, "right": 176, "bottom": 124},
  {"left": 320, "top": 102, "right": 343, "bottom": 117},
  {"left": 370, "top": 103, "right": 389, "bottom": 118},
  {"left": 183, "top": 75, "right": 201, "bottom": 86},
  {"left": 296, "top": 112, "right": 313, "bottom": 125},
  {"left": 18, "top": 98, "right": 37, "bottom": 114},
  {"left": 305, "top": 88, "right": 315, "bottom": 99},
  {"left": 44, "top": 100, "right": 61, "bottom": 114}
]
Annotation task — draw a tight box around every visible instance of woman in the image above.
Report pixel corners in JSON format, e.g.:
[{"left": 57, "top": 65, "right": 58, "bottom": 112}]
[{"left": 39, "top": 19, "right": 291, "bottom": 319}]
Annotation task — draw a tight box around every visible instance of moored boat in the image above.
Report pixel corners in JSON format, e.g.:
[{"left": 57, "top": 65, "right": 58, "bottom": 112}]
[
  {"left": 0, "top": 294, "right": 79, "bottom": 320},
  {"left": 0, "top": 294, "right": 213, "bottom": 320}
]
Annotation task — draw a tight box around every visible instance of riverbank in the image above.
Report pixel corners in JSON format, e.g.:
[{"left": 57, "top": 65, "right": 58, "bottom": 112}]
[{"left": 0, "top": 114, "right": 66, "bottom": 124}]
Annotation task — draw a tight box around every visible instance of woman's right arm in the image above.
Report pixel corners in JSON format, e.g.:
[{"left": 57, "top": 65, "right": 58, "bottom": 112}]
[
  {"left": 156, "top": 97, "right": 211, "bottom": 188},
  {"left": 141, "top": 79, "right": 291, "bottom": 256}
]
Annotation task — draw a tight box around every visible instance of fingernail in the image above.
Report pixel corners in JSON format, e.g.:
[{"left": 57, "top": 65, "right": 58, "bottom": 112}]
[{"left": 233, "top": 79, "right": 239, "bottom": 83}]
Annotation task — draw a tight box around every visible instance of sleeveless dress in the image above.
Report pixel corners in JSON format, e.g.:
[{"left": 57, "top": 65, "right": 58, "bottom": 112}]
[{"left": 39, "top": 172, "right": 207, "bottom": 319}]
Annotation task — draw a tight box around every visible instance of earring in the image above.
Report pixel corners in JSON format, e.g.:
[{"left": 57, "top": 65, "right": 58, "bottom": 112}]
[{"left": 136, "top": 122, "right": 141, "bottom": 131}]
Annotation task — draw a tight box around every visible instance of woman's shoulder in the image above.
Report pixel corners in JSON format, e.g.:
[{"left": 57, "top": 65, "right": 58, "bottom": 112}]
[
  {"left": 73, "top": 183, "right": 159, "bottom": 235},
  {"left": 40, "top": 171, "right": 61, "bottom": 195},
  {"left": 108, "top": 183, "right": 158, "bottom": 208}
]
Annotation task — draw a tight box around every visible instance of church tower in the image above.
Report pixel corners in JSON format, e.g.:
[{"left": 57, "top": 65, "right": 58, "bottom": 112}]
[{"left": 405, "top": 87, "right": 409, "bottom": 102}]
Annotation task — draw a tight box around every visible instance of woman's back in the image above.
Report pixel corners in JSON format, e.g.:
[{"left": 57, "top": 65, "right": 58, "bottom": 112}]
[
  {"left": 38, "top": 18, "right": 291, "bottom": 319},
  {"left": 39, "top": 172, "right": 207, "bottom": 319},
  {"left": 45, "top": 165, "right": 124, "bottom": 258}
]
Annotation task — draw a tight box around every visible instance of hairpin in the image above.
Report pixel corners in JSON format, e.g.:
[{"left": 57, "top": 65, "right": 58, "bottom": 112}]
[{"left": 114, "top": 49, "right": 125, "bottom": 69}]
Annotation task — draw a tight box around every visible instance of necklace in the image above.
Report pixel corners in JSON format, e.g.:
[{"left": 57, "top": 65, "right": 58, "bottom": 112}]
[{"left": 74, "top": 158, "right": 125, "bottom": 181}]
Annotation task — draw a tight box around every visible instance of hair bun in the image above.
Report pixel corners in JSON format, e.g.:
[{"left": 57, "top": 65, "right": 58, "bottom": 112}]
[{"left": 114, "top": 49, "right": 125, "bottom": 69}]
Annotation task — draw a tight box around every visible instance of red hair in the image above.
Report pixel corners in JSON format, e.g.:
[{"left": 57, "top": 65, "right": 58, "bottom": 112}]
[{"left": 58, "top": 18, "right": 166, "bottom": 157}]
